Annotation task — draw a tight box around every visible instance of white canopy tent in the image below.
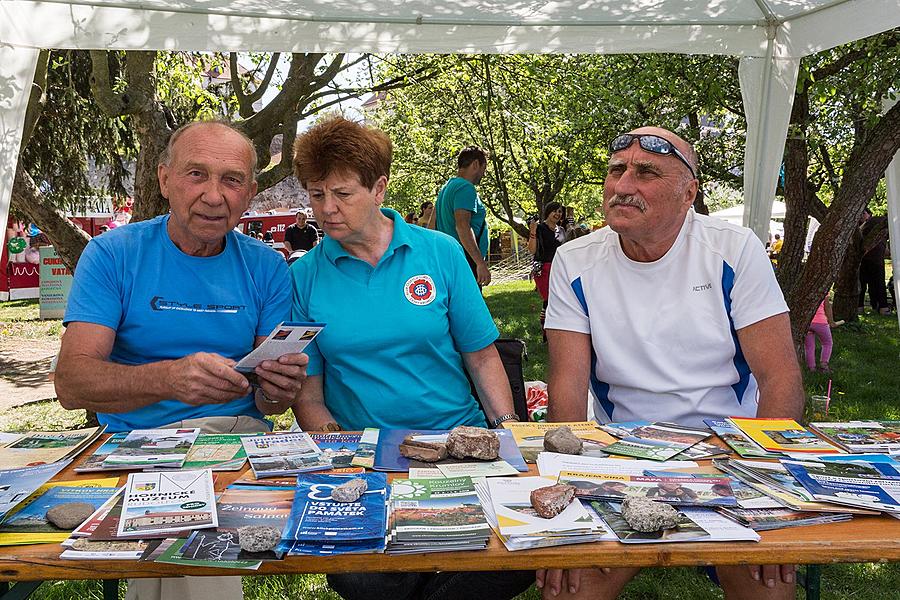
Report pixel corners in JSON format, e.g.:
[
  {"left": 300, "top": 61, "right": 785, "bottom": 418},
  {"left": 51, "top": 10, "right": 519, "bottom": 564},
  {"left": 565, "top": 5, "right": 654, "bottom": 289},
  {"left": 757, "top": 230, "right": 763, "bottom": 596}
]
[{"left": 0, "top": 0, "right": 898, "bottom": 256}]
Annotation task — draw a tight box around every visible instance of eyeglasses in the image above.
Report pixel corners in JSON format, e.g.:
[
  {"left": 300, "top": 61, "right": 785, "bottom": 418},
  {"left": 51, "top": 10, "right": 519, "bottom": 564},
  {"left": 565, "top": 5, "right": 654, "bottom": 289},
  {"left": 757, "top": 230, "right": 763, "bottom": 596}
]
[{"left": 609, "top": 133, "right": 697, "bottom": 179}]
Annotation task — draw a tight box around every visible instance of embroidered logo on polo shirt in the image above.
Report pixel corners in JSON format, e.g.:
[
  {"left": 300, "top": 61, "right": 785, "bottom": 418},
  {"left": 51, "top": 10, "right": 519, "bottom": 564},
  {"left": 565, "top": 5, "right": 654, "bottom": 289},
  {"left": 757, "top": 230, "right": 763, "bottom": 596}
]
[{"left": 404, "top": 275, "right": 436, "bottom": 306}]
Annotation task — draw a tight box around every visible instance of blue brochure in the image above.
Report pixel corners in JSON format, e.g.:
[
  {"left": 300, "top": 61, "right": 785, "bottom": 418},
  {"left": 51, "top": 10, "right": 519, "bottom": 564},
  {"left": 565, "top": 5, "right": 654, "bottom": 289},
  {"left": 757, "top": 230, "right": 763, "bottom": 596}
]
[{"left": 374, "top": 429, "right": 528, "bottom": 472}]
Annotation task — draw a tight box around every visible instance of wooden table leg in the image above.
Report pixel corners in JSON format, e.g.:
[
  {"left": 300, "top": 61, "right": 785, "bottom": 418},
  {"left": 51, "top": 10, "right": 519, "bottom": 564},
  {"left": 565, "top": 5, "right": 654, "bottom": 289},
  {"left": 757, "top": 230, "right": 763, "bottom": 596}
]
[{"left": 102, "top": 579, "right": 119, "bottom": 600}]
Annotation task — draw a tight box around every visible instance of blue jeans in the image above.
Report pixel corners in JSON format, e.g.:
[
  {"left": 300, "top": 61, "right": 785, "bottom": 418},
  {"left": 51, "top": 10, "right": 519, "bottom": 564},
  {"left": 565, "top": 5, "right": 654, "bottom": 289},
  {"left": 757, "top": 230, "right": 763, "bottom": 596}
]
[{"left": 327, "top": 570, "right": 534, "bottom": 600}]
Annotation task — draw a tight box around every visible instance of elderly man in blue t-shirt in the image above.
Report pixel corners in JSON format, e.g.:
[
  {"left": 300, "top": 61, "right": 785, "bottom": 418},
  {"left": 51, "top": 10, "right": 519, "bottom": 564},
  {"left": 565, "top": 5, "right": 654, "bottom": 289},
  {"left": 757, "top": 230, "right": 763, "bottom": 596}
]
[{"left": 55, "top": 120, "right": 307, "bottom": 600}]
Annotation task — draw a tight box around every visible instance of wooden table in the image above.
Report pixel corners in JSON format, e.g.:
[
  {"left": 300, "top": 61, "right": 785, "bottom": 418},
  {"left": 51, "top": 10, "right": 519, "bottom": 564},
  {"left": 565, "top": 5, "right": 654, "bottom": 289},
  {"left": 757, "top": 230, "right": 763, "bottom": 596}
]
[{"left": 3, "top": 436, "right": 900, "bottom": 596}]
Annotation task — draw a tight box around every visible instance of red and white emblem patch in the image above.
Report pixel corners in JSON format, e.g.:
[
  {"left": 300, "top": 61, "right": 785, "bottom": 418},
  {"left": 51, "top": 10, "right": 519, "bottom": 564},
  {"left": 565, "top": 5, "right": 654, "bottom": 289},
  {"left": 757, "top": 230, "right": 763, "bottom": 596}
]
[{"left": 404, "top": 274, "right": 436, "bottom": 306}]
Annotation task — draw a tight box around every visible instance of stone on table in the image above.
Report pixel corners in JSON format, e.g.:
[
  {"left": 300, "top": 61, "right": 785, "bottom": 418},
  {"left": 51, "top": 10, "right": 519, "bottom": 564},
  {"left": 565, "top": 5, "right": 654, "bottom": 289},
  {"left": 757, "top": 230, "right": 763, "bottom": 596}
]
[
  {"left": 530, "top": 483, "right": 576, "bottom": 518},
  {"left": 332, "top": 478, "right": 368, "bottom": 503},
  {"left": 45, "top": 502, "right": 95, "bottom": 529},
  {"left": 446, "top": 426, "right": 500, "bottom": 460},
  {"left": 543, "top": 426, "right": 584, "bottom": 455},
  {"left": 399, "top": 435, "right": 448, "bottom": 462},
  {"left": 621, "top": 497, "right": 679, "bottom": 532},
  {"left": 238, "top": 525, "right": 282, "bottom": 553}
]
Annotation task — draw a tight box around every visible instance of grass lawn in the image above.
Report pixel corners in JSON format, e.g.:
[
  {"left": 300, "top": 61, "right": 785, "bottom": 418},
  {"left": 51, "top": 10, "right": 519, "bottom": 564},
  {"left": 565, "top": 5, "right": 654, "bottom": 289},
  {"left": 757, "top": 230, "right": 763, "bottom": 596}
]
[{"left": 2, "top": 283, "right": 899, "bottom": 599}]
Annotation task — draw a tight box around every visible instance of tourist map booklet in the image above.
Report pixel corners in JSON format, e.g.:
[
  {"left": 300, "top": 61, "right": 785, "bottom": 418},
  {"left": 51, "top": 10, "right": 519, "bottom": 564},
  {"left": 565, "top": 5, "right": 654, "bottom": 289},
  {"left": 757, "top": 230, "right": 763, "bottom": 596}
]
[
  {"left": 557, "top": 471, "right": 737, "bottom": 507},
  {"left": 118, "top": 470, "right": 217, "bottom": 537},
  {"left": 644, "top": 470, "right": 781, "bottom": 510},
  {"left": 717, "top": 506, "right": 853, "bottom": 531},
  {"left": 435, "top": 460, "right": 518, "bottom": 478},
  {"left": 282, "top": 472, "right": 388, "bottom": 543},
  {"left": 673, "top": 441, "right": 730, "bottom": 460},
  {"left": 781, "top": 459, "right": 900, "bottom": 512},
  {"left": 809, "top": 421, "right": 900, "bottom": 453},
  {"left": 241, "top": 432, "right": 331, "bottom": 477},
  {"left": 374, "top": 429, "right": 528, "bottom": 472},
  {"left": 75, "top": 432, "right": 128, "bottom": 472},
  {"left": 0, "top": 426, "right": 104, "bottom": 469},
  {"left": 234, "top": 321, "right": 325, "bottom": 373},
  {"left": 500, "top": 421, "right": 616, "bottom": 462},
  {"left": 602, "top": 422, "right": 710, "bottom": 461},
  {"left": 167, "top": 434, "right": 247, "bottom": 471},
  {"left": 0, "top": 478, "right": 118, "bottom": 545},
  {"left": 351, "top": 428, "right": 378, "bottom": 468},
  {"left": 727, "top": 418, "right": 841, "bottom": 454},
  {"left": 0, "top": 460, "right": 71, "bottom": 520},
  {"left": 536, "top": 452, "right": 697, "bottom": 479},
  {"left": 103, "top": 428, "right": 201, "bottom": 468},
  {"left": 387, "top": 476, "right": 490, "bottom": 552},
  {"left": 703, "top": 419, "right": 782, "bottom": 459},
  {"left": 487, "top": 476, "right": 600, "bottom": 538},
  {"left": 310, "top": 433, "right": 361, "bottom": 469}
]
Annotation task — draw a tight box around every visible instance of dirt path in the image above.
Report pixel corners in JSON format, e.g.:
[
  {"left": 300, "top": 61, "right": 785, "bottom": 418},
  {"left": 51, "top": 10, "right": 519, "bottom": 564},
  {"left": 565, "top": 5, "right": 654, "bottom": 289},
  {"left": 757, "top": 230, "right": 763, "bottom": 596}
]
[{"left": 0, "top": 336, "right": 60, "bottom": 410}]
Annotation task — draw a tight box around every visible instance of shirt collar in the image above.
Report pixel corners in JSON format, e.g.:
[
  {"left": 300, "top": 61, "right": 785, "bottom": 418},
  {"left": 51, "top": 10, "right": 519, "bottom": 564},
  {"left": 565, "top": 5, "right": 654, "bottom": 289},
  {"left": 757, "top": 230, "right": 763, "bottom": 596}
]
[{"left": 321, "top": 208, "right": 414, "bottom": 266}]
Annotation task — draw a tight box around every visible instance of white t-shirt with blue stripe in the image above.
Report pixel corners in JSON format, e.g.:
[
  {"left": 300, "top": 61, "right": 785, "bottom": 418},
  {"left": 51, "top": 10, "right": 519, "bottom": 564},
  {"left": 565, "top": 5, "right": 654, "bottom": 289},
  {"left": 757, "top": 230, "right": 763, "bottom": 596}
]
[{"left": 545, "top": 210, "right": 788, "bottom": 428}]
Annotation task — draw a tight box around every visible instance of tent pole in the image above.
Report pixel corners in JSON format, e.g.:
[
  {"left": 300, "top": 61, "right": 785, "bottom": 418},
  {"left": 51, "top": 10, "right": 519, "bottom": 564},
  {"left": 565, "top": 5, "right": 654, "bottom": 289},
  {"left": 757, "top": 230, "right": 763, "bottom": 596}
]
[
  {"left": 883, "top": 94, "right": 900, "bottom": 333},
  {"left": 0, "top": 46, "right": 40, "bottom": 252}
]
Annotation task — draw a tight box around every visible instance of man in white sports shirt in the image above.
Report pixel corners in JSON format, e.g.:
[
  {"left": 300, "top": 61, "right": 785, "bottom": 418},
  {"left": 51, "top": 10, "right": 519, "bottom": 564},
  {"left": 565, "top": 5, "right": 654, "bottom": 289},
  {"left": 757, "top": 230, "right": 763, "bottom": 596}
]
[{"left": 539, "top": 126, "right": 804, "bottom": 600}]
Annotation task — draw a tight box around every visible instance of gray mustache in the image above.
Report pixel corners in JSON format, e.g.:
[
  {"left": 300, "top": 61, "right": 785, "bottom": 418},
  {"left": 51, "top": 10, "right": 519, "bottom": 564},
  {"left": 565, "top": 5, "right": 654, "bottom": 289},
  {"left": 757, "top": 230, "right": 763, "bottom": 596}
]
[{"left": 609, "top": 195, "right": 646, "bottom": 211}]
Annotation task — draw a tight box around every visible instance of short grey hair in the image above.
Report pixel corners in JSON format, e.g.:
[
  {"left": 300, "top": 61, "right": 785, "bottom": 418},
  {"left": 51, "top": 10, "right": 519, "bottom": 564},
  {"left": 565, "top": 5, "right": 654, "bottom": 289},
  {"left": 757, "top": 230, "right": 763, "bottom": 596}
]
[{"left": 159, "top": 119, "right": 258, "bottom": 179}]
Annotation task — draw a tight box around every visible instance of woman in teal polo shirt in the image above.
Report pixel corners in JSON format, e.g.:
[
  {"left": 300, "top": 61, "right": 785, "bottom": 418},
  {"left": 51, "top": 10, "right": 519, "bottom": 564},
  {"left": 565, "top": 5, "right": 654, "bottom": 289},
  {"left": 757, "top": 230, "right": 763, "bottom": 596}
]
[{"left": 288, "top": 116, "right": 532, "bottom": 600}]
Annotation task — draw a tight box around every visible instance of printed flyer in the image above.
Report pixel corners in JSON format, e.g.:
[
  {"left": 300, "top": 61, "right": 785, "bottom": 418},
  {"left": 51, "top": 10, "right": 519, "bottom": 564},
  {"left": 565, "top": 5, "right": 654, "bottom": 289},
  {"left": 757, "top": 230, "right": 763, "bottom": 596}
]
[{"left": 118, "top": 470, "right": 217, "bottom": 537}]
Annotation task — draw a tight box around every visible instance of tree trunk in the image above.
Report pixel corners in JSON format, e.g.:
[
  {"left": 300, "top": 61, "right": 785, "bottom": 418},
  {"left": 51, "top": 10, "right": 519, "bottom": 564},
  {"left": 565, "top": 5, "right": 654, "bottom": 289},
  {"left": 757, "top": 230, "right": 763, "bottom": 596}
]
[
  {"left": 776, "top": 91, "right": 811, "bottom": 298},
  {"left": 833, "top": 226, "right": 862, "bottom": 322},
  {"left": 11, "top": 166, "right": 91, "bottom": 272},
  {"left": 131, "top": 111, "right": 172, "bottom": 222}
]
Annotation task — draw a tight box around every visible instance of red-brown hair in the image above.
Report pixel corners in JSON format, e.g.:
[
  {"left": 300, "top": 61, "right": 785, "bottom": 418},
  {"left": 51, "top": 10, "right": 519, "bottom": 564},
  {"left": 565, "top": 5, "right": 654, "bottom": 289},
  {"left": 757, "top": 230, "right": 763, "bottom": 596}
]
[{"left": 292, "top": 116, "right": 392, "bottom": 190}]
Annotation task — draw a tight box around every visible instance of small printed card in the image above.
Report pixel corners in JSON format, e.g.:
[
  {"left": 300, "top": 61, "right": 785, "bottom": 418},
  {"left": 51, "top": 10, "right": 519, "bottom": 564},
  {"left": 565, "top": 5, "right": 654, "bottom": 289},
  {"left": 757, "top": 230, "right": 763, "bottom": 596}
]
[{"left": 234, "top": 322, "right": 325, "bottom": 373}]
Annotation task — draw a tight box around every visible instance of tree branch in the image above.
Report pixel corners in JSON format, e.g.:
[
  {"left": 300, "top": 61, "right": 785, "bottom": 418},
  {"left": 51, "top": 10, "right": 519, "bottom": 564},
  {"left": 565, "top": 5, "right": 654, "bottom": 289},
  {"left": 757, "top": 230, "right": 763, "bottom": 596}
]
[{"left": 20, "top": 49, "right": 50, "bottom": 152}]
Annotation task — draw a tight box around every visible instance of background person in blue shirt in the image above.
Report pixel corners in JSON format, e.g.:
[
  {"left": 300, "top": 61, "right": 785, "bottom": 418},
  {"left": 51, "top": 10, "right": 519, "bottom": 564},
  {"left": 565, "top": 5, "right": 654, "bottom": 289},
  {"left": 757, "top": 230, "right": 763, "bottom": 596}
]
[
  {"left": 435, "top": 146, "right": 491, "bottom": 287},
  {"left": 289, "top": 116, "right": 531, "bottom": 600}
]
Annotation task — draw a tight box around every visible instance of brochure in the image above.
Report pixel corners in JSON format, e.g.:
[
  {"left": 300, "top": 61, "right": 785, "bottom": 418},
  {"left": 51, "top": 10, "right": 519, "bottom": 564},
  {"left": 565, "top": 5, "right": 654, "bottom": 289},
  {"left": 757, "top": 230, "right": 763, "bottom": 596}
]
[
  {"left": 717, "top": 506, "right": 854, "bottom": 531},
  {"left": 71, "top": 488, "right": 124, "bottom": 538},
  {"left": 703, "top": 418, "right": 782, "bottom": 459},
  {"left": 241, "top": 432, "right": 331, "bottom": 477},
  {"left": 282, "top": 472, "right": 388, "bottom": 543},
  {"left": 309, "top": 433, "right": 362, "bottom": 469},
  {"left": 75, "top": 432, "right": 128, "bottom": 472},
  {"left": 435, "top": 460, "right": 518, "bottom": 478},
  {"left": 388, "top": 476, "right": 490, "bottom": 553},
  {"left": 103, "top": 428, "right": 201, "bottom": 469},
  {"left": 781, "top": 459, "right": 900, "bottom": 512},
  {"left": 0, "top": 427, "right": 104, "bottom": 470},
  {"left": 500, "top": 421, "right": 616, "bottom": 462},
  {"left": 351, "top": 428, "right": 378, "bottom": 468},
  {"left": 602, "top": 422, "right": 710, "bottom": 461},
  {"left": 234, "top": 321, "right": 325, "bottom": 373},
  {"left": 644, "top": 470, "right": 781, "bottom": 510},
  {"left": 809, "top": 421, "right": 900, "bottom": 453},
  {"left": 374, "top": 429, "right": 528, "bottom": 472},
  {"left": 589, "top": 500, "right": 711, "bottom": 543},
  {"left": 281, "top": 537, "right": 387, "bottom": 556},
  {"left": 727, "top": 418, "right": 841, "bottom": 454},
  {"left": 487, "top": 476, "right": 599, "bottom": 538},
  {"left": 0, "top": 478, "right": 118, "bottom": 546},
  {"left": 118, "top": 470, "right": 217, "bottom": 537},
  {"left": 0, "top": 460, "right": 71, "bottom": 520},
  {"left": 673, "top": 441, "right": 730, "bottom": 460},
  {"left": 678, "top": 507, "right": 760, "bottom": 541},
  {"left": 557, "top": 471, "right": 737, "bottom": 507},
  {"left": 155, "top": 537, "right": 261, "bottom": 570}
]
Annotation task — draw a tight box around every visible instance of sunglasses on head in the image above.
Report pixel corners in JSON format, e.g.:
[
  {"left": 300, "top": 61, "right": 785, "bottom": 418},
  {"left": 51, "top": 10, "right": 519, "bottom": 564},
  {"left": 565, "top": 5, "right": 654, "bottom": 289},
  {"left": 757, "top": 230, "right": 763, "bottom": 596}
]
[{"left": 609, "top": 133, "right": 697, "bottom": 179}]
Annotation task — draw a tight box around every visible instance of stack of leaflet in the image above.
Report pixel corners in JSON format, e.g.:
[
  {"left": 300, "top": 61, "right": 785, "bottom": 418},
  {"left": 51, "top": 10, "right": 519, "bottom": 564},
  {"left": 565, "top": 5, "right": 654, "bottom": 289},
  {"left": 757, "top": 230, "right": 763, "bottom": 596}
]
[
  {"left": 599, "top": 421, "right": 712, "bottom": 461},
  {"left": 241, "top": 432, "right": 332, "bottom": 478},
  {"left": 725, "top": 418, "right": 842, "bottom": 456},
  {"left": 556, "top": 471, "right": 739, "bottom": 507},
  {"left": 712, "top": 458, "right": 874, "bottom": 516},
  {"left": 717, "top": 506, "right": 853, "bottom": 531},
  {"left": 0, "top": 427, "right": 104, "bottom": 469},
  {"left": 704, "top": 419, "right": 783, "bottom": 459},
  {"left": 386, "top": 476, "right": 490, "bottom": 554},
  {"left": 781, "top": 456, "right": 900, "bottom": 513},
  {"left": 101, "top": 429, "right": 201, "bottom": 469},
  {"left": 809, "top": 421, "right": 900, "bottom": 454},
  {"left": 78, "top": 433, "right": 248, "bottom": 472},
  {"left": 478, "top": 476, "right": 613, "bottom": 551},
  {"left": 279, "top": 472, "right": 388, "bottom": 556},
  {"left": 0, "top": 461, "right": 72, "bottom": 521}
]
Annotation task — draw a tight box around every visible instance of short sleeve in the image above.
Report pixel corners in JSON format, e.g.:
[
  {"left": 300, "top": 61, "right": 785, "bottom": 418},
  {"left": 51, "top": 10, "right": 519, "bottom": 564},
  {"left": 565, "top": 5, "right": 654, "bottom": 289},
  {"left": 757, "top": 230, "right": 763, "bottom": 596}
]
[
  {"left": 290, "top": 261, "right": 324, "bottom": 376},
  {"left": 729, "top": 233, "right": 789, "bottom": 330},
  {"left": 257, "top": 257, "right": 291, "bottom": 336},
  {"left": 63, "top": 238, "right": 123, "bottom": 330},
  {"left": 446, "top": 242, "right": 498, "bottom": 352},
  {"left": 544, "top": 248, "right": 591, "bottom": 334},
  {"left": 451, "top": 182, "right": 478, "bottom": 213}
]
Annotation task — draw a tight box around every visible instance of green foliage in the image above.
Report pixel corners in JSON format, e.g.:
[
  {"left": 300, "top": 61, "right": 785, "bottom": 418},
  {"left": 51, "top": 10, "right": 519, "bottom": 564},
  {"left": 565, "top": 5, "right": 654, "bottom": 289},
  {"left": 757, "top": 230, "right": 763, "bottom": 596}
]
[{"left": 22, "top": 51, "right": 137, "bottom": 211}]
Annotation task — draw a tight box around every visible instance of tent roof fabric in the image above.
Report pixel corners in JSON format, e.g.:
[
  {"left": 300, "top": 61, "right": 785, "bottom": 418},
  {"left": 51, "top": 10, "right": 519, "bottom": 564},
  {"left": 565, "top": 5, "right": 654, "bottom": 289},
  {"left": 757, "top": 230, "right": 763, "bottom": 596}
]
[{"left": 2, "top": 0, "right": 897, "bottom": 57}]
